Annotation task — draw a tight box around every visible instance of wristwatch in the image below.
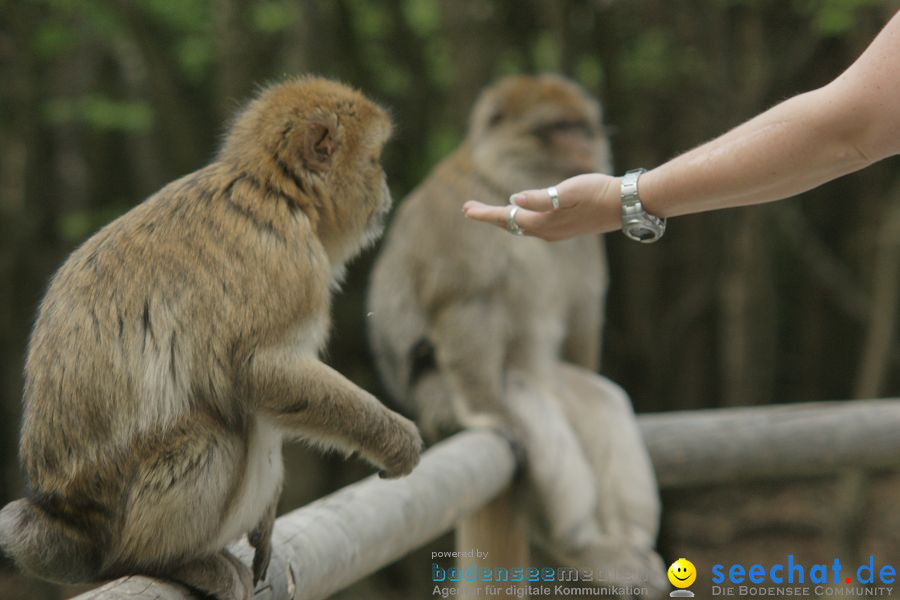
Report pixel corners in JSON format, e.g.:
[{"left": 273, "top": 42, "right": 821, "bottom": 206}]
[{"left": 620, "top": 168, "right": 666, "bottom": 243}]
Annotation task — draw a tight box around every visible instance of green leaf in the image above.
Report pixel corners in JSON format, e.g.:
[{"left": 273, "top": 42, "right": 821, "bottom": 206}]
[
  {"left": 352, "top": 2, "right": 390, "bottom": 38},
  {"left": 81, "top": 96, "right": 154, "bottom": 132},
  {"left": 139, "top": 0, "right": 209, "bottom": 30},
  {"left": 43, "top": 95, "right": 154, "bottom": 133},
  {"left": 59, "top": 206, "right": 127, "bottom": 242},
  {"left": 32, "top": 21, "right": 79, "bottom": 58},
  {"left": 404, "top": 0, "right": 440, "bottom": 36},
  {"left": 252, "top": 1, "right": 299, "bottom": 34},
  {"left": 425, "top": 39, "right": 455, "bottom": 89},
  {"left": 810, "top": 0, "right": 883, "bottom": 36},
  {"left": 533, "top": 32, "right": 560, "bottom": 72},
  {"left": 621, "top": 29, "right": 679, "bottom": 89},
  {"left": 426, "top": 125, "right": 462, "bottom": 166},
  {"left": 496, "top": 49, "right": 525, "bottom": 77},
  {"left": 574, "top": 57, "right": 604, "bottom": 91},
  {"left": 177, "top": 35, "right": 213, "bottom": 81}
]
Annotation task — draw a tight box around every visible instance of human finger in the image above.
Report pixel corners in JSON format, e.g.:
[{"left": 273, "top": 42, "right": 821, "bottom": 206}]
[
  {"left": 508, "top": 186, "right": 560, "bottom": 212},
  {"left": 462, "top": 200, "right": 514, "bottom": 229},
  {"left": 506, "top": 205, "right": 550, "bottom": 236},
  {"left": 463, "top": 201, "right": 548, "bottom": 237}
]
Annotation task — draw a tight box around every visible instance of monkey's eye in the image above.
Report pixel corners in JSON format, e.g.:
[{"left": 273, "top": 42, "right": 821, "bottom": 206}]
[
  {"left": 486, "top": 111, "right": 504, "bottom": 128},
  {"left": 532, "top": 120, "right": 593, "bottom": 142}
]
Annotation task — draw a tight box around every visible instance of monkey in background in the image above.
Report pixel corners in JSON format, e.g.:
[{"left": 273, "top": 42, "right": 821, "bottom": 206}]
[
  {"left": 368, "top": 74, "right": 666, "bottom": 595},
  {"left": 0, "top": 76, "right": 422, "bottom": 600},
  {"left": 372, "top": 74, "right": 610, "bottom": 435}
]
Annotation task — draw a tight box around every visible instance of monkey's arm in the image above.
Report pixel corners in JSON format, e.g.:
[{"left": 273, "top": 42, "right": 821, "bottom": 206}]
[{"left": 246, "top": 350, "right": 422, "bottom": 478}]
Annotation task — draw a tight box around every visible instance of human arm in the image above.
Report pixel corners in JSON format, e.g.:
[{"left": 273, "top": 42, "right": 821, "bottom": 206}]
[{"left": 463, "top": 10, "right": 900, "bottom": 241}]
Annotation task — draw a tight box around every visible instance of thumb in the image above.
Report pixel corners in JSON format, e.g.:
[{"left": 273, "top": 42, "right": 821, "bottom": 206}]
[{"left": 509, "top": 187, "right": 558, "bottom": 212}]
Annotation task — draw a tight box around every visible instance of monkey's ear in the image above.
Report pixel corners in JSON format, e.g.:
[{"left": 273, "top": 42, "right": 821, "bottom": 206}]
[{"left": 303, "top": 114, "right": 339, "bottom": 172}]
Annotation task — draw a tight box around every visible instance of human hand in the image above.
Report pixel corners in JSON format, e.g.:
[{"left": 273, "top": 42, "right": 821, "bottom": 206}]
[{"left": 462, "top": 173, "right": 622, "bottom": 241}]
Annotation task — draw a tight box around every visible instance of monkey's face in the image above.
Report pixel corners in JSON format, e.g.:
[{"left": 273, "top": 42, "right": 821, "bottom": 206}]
[
  {"left": 223, "top": 77, "right": 393, "bottom": 265},
  {"left": 334, "top": 112, "right": 394, "bottom": 253},
  {"left": 468, "top": 75, "right": 612, "bottom": 190},
  {"left": 358, "top": 170, "right": 393, "bottom": 251},
  {"left": 305, "top": 107, "right": 394, "bottom": 272}
]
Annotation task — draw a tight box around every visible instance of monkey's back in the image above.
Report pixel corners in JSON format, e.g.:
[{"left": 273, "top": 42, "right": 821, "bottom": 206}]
[{"left": 19, "top": 165, "right": 328, "bottom": 501}]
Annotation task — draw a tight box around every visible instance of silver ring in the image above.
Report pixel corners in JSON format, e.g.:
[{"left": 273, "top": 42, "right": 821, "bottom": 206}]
[
  {"left": 547, "top": 186, "right": 560, "bottom": 210},
  {"left": 507, "top": 205, "right": 524, "bottom": 236}
]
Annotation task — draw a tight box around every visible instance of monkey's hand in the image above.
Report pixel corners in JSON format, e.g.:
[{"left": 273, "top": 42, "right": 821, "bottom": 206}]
[
  {"left": 375, "top": 412, "right": 423, "bottom": 479},
  {"left": 249, "top": 351, "right": 423, "bottom": 478}
]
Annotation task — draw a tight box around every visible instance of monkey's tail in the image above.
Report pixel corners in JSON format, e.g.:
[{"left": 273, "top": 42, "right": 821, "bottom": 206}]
[{"left": 0, "top": 498, "right": 100, "bottom": 584}]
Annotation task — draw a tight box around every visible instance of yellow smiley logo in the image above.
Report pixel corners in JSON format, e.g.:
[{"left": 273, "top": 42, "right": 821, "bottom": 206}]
[{"left": 668, "top": 558, "right": 697, "bottom": 588}]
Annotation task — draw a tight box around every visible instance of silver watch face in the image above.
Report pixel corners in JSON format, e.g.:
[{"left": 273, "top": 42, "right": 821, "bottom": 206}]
[
  {"left": 627, "top": 225, "right": 659, "bottom": 242},
  {"left": 623, "top": 219, "right": 664, "bottom": 243}
]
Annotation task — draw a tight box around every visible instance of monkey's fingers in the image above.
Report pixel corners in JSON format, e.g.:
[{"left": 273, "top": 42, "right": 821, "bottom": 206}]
[{"left": 374, "top": 414, "right": 423, "bottom": 479}]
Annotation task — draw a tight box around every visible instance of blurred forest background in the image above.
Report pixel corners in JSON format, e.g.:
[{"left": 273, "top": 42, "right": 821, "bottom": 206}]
[{"left": 1, "top": 1, "right": 899, "bottom": 598}]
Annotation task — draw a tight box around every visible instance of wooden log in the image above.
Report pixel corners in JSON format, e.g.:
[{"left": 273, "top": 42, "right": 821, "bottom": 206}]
[
  {"left": 640, "top": 399, "right": 900, "bottom": 488},
  {"left": 70, "top": 398, "right": 900, "bottom": 599},
  {"left": 455, "top": 487, "right": 530, "bottom": 599}
]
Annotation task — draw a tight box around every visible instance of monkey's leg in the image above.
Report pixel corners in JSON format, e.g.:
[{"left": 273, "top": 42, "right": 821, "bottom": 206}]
[
  {"left": 428, "top": 302, "right": 507, "bottom": 431},
  {"left": 248, "top": 497, "right": 277, "bottom": 584},
  {"left": 506, "top": 371, "right": 602, "bottom": 555},
  {"left": 562, "top": 295, "right": 602, "bottom": 371},
  {"left": 168, "top": 549, "right": 254, "bottom": 600},
  {"left": 248, "top": 352, "right": 422, "bottom": 478},
  {"left": 556, "top": 542, "right": 667, "bottom": 599},
  {"left": 104, "top": 416, "right": 255, "bottom": 580},
  {"left": 551, "top": 364, "right": 666, "bottom": 598},
  {"left": 554, "top": 365, "right": 661, "bottom": 547}
]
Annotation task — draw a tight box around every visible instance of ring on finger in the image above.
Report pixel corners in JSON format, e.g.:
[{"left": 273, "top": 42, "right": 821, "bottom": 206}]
[
  {"left": 507, "top": 205, "right": 524, "bottom": 236},
  {"left": 547, "top": 186, "right": 560, "bottom": 210}
]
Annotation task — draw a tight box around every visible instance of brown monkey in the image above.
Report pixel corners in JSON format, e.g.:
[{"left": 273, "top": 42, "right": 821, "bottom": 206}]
[
  {"left": 0, "top": 76, "right": 422, "bottom": 600},
  {"left": 370, "top": 74, "right": 610, "bottom": 435},
  {"left": 368, "top": 75, "right": 665, "bottom": 595}
]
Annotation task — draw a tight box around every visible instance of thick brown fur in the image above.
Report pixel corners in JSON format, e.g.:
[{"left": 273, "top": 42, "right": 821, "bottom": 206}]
[
  {"left": 368, "top": 75, "right": 665, "bottom": 596},
  {"left": 0, "top": 76, "right": 422, "bottom": 600}
]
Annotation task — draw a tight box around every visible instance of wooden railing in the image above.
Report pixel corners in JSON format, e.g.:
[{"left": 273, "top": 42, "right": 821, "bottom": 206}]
[{"left": 74, "top": 399, "right": 900, "bottom": 600}]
